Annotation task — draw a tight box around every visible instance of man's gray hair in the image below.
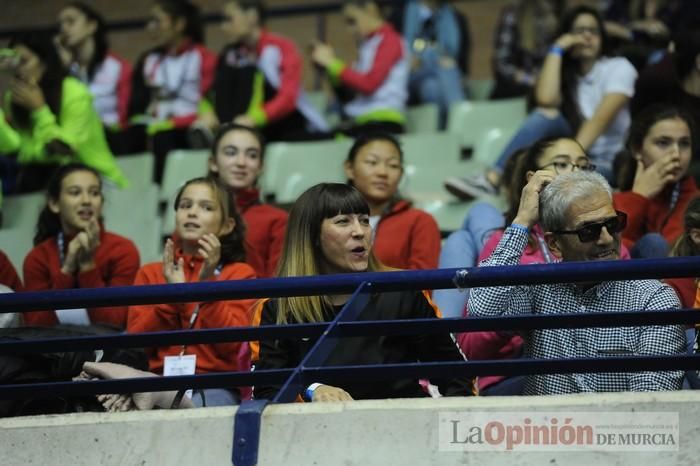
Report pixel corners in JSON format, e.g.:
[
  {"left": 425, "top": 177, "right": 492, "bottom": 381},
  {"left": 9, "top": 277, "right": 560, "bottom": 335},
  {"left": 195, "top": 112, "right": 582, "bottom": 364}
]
[{"left": 539, "top": 171, "right": 612, "bottom": 232}]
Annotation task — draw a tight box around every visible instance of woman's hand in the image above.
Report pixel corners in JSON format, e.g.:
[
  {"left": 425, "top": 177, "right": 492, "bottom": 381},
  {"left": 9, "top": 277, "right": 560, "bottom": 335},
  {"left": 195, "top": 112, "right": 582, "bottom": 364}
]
[
  {"left": 76, "top": 219, "right": 101, "bottom": 272},
  {"left": 310, "top": 41, "right": 336, "bottom": 68},
  {"left": 311, "top": 384, "right": 354, "bottom": 402},
  {"left": 554, "top": 33, "right": 586, "bottom": 51},
  {"left": 632, "top": 157, "right": 679, "bottom": 199},
  {"left": 163, "top": 238, "right": 186, "bottom": 284},
  {"left": 197, "top": 233, "right": 221, "bottom": 281},
  {"left": 82, "top": 362, "right": 164, "bottom": 411},
  {"left": 61, "top": 232, "right": 87, "bottom": 275},
  {"left": 9, "top": 75, "right": 46, "bottom": 111}
]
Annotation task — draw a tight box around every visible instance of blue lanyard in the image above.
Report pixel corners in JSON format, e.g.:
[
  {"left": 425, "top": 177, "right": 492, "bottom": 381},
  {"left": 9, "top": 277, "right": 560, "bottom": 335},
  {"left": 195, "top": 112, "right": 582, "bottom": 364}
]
[
  {"left": 534, "top": 232, "right": 554, "bottom": 264},
  {"left": 57, "top": 232, "right": 66, "bottom": 267}
]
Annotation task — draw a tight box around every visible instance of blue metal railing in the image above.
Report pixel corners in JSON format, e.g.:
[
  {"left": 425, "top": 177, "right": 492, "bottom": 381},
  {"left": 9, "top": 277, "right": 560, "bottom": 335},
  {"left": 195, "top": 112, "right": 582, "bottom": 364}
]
[
  {"left": 1, "top": 256, "right": 699, "bottom": 402},
  {"left": 3, "top": 257, "right": 700, "bottom": 465}
]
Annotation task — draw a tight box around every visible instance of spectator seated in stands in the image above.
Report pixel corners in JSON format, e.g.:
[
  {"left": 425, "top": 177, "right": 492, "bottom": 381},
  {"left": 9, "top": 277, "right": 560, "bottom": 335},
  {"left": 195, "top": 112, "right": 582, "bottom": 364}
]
[
  {"left": 394, "top": 0, "right": 469, "bottom": 128},
  {"left": 22, "top": 164, "right": 139, "bottom": 329},
  {"left": 613, "top": 104, "right": 697, "bottom": 258},
  {"left": 208, "top": 123, "right": 288, "bottom": 278},
  {"left": 251, "top": 183, "right": 476, "bottom": 401},
  {"left": 668, "top": 197, "right": 700, "bottom": 309},
  {"left": 489, "top": 0, "right": 561, "bottom": 100},
  {"left": 468, "top": 170, "right": 686, "bottom": 395},
  {"left": 202, "top": 0, "right": 328, "bottom": 142},
  {"left": 435, "top": 137, "right": 614, "bottom": 318},
  {"left": 56, "top": 2, "right": 133, "bottom": 155},
  {"left": 445, "top": 5, "right": 636, "bottom": 199},
  {"left": 344, "top": 132, "right": 440, "bottom": 270},
  {"left": 0, "top": 32, "right": 127, "bottom": 193},
  {"left": 310, "top": 0, "right": 409, "bottom": 136},
  {"left": 631, "top": 22, "right": 700, "bottom": 133},
  {"left": 127, "top": 177, "right": 257, "bottom": 407},
  {"left": 128, "top": 0, "right": 216, "bottom": 183},
  {"left": 0, "top": 250, "right": 23, "bottom": 328}
]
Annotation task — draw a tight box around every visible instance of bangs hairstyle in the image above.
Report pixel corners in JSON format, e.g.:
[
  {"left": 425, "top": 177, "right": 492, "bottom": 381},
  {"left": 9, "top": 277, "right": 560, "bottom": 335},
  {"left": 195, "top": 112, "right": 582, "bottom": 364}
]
[
  {"left": 238, "top": 0, "right": 268, "bottom": 25},
  {"left": 173, "top": 177, "right": 247, "bottom": 264},
  {"left": 346, "top": 131, "right": 403, "bottom": 164},
  {"left": 34, "top": 163, "right": 103, "bottom": 245},
  {"left": 275, "top": 183, "right": 382, "bottom": 325}
]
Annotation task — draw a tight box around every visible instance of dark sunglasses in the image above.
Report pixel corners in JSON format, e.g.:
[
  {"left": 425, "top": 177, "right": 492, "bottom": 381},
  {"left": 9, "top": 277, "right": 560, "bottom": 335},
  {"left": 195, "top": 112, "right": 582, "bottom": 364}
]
[{"left": 552, "top": 211, "right": 627, "bottom": 243}]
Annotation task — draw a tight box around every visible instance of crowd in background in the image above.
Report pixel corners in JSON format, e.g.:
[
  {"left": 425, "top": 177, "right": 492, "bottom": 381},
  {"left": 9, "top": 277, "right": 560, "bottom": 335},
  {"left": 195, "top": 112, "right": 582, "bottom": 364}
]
[{"left": 1, "top": 0, "right": 700, "bottom": 414}]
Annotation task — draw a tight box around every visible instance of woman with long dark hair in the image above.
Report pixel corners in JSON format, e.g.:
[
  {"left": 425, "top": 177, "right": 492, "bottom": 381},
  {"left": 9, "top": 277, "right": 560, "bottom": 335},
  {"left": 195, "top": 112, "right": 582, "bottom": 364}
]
[
  {"left": 22, "top": 163, "right": 139, "bottom": 328},
  {"left": 613, "top": 104, "right": 697, "bottom": 258},
  {"left": 251, "top": 182, "right": 476, "bottom": 401},
  {"left": 445, "top": 4, "right": 636, "bottom": 198},
  {"left": 56, "top": 2, "right": 133, "bottom": 154},
  {"left": 0, "top": 32, "right": 127, "bottom": 192}
]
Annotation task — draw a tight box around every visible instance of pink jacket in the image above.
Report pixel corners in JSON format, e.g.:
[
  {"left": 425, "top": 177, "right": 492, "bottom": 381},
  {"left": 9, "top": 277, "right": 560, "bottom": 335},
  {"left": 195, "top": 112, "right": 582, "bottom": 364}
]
[{"left": 458, "top": 225, "right": 631, "bottom": 391}]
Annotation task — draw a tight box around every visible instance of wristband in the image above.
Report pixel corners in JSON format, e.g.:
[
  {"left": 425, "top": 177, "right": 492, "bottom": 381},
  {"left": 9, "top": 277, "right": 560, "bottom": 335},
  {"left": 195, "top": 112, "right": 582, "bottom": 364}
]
[
  {"left": 548, "top": 45, "right": 565, "bottom": 57},
  {"left": 510, "top": 223, "right": 529, "bottom": 233},
  {"left": 305, "top": 383, "right": 322, "bottom": 402}
]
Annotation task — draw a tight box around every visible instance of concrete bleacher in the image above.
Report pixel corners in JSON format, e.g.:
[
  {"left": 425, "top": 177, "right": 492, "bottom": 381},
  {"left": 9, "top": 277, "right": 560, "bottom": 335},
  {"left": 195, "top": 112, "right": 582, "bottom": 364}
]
[{"left": 3, "top": 391, "right": 698, "bottom": 465}]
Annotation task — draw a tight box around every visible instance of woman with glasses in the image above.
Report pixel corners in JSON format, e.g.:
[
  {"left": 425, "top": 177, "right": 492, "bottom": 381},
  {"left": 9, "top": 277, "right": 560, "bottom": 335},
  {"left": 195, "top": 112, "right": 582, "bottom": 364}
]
[
  {"left": 613, "top": 104, "right": 697, "bottom": 258},
  {"left": 445, "top": 4, "right": 637, "bottom": 199}
]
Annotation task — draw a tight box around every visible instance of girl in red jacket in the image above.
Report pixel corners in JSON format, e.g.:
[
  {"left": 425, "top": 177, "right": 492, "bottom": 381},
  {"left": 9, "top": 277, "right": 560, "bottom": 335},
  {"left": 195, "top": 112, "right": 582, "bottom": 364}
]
[
  {"left": 344, "top": 132, "right": 440, "bottom": 270},
  {"left": 208, "top": 123, "right": 288, "bottom": 278},
  {"left": 613, "top": 104, "right": 698, "bottom": 258},
  {"left": 23, "top": 163, "right": 140, "bottom": 328},
  {"left": 127, "top": 177, "right": 257, "bottom": 407}
]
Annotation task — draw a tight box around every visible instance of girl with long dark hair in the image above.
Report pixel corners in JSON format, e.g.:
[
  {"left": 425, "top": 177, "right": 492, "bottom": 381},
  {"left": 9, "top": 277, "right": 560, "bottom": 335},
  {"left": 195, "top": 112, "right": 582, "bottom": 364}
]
[{"left": 22, "top": 163, "right": 139, "bottom": 328}]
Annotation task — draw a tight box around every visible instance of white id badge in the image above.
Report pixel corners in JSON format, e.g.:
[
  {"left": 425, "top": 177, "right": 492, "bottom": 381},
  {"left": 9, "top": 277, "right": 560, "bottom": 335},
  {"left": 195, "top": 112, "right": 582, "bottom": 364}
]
[
  {"left": 163, "top": 354, "right": 197, "bottom": 399},
  {"left": 55, "top": 308, "right": 91, "bottom": 326}
]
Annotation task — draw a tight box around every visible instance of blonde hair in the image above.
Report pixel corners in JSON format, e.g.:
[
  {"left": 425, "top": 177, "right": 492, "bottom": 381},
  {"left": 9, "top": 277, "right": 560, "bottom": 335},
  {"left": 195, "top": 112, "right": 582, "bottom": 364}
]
[{"left": 275, "top": 183, "right": 382, "bottom": 324}]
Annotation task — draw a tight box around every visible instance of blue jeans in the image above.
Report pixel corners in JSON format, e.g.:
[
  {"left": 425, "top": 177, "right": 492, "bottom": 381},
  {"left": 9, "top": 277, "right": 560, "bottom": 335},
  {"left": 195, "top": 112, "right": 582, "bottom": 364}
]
[
  {"left": 409, "top": 48, "right": 465, "bottom": 129},
  {"left": 434, "top": 202, "right": 505, "bottom": 318},
  {"left": 630, "top": 233, "right": 670, "bottom": 259},
  {"left": 494, "top": 109, "right": 573, "bottom": 172},
  {"left": 192, "top": 388, "right": 241, "bottom": 407}
]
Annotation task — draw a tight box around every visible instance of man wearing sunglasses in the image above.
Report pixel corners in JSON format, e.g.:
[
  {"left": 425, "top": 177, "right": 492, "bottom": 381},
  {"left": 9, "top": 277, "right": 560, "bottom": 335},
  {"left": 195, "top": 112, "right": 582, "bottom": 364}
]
[{"left": 468, "top": 170, "right": 686, "bottom": 395}]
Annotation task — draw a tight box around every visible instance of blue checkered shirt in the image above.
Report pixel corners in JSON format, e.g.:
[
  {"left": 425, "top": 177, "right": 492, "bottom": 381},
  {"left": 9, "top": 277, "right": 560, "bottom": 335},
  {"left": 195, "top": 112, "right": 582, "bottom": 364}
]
[{"left": 468, "top": 226, "right": 686, "bottom": 395}]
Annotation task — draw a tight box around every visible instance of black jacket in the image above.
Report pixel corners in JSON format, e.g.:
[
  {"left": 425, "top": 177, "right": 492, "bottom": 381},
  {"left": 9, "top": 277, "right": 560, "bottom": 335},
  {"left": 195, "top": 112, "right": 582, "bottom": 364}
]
[{"left": 251, "top": 289, "right": 476, "bottom": 401}]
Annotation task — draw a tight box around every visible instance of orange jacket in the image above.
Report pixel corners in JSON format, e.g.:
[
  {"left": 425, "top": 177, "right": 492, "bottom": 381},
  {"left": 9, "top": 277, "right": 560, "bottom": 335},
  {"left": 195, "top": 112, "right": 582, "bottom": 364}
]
[{"left": 127, "top": 253, "right": 257, "bottom": 374}]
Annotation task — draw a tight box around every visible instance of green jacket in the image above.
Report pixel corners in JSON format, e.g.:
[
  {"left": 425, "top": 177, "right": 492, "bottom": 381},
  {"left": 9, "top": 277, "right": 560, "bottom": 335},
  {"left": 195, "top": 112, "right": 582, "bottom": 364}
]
[{"left": 0, "top": 77, "right": 128, "bottom": 188}]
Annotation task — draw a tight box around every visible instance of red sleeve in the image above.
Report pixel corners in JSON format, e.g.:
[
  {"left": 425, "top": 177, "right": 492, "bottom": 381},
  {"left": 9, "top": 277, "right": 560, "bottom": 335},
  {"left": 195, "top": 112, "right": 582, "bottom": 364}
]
[
  {"left": 339, "top": 27, "right": 404, "bottom": 95},
  {"left": 115, "top": 55, "right": 133, "bottom": 129},
  {"left": 198, "top": 46, "right": 217, "bottom": 96},
  {"left": 406, "top": 211, "right": 441, "bottom": 270},
  {"left": 22, "top": 245, "right": 72, "bottom": 326},
  {"left": 264, "top": 211, "right": 288, "bottom": 278},
  {"left": 0, "top": 251, "right": 22, "bottom": 292},
  {"left": 613, "top": 191, "right": 651, "bottom": 248},
  {"left": 665, "top": 277, "right": 697, "bottom": 309},
  {"left": 261, "top": 39, "right": 301, "bottom": 123},
  {"left": 193, "top": 263, "right": 257, "bottom": 363},
  {"left": 82, "top": 238, "right": 140, "bottom": 329},
  {"left": 127, "top": 266, "right": 181, "bottom": 335}
]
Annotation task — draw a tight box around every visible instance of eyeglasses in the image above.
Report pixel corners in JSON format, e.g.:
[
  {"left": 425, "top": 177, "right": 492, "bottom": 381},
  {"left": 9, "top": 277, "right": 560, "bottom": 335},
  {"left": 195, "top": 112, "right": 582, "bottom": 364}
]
[
  {"left": 571, "top": 26, "right": 600, "bottom": 36},
  {"left": 553, "top": 211, "right": 627, "bottom": 243},
  {"left": 538, "top": 161, "right": 597, "bottom": 174}
]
